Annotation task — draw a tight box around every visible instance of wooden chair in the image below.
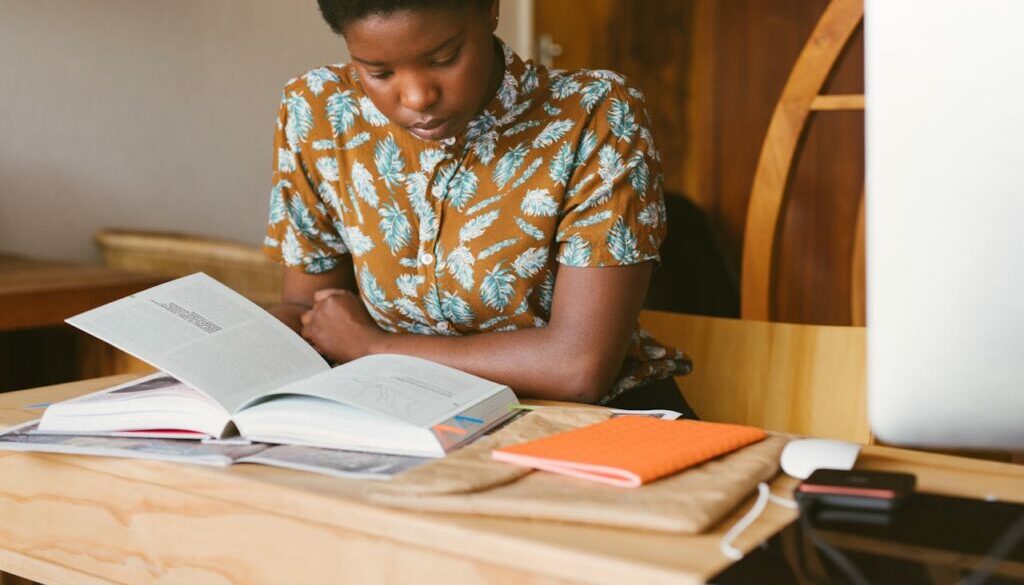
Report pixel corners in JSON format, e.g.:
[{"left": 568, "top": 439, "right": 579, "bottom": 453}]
[
  {"left": 642, "top": 0, "right": 869, "bottom": 443},
  {"left": 94, "top": 228, "right": 281, "bottom": 307},
  {"left": 741, "top": 0, "right": 865, "bottom": 324}
]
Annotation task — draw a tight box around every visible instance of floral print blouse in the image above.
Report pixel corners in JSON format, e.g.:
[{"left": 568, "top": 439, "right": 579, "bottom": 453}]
[{"left": 263, "top": 39, "right": 691, "bottom": 402}]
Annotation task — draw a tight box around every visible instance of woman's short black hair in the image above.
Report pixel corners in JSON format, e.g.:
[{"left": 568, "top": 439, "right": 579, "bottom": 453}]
[{"left": 317, "top": 0, "right": 493, "bottom": 34}]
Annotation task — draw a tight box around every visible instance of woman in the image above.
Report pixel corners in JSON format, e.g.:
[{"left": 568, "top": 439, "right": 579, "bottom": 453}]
[{"left": 263, "top": 0, "right": 695, "bottom": 414}]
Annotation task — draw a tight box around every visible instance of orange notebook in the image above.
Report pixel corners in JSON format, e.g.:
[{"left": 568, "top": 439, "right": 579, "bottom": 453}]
[{"left": 491, "top": 417, "right": 766, "bottom": 488}]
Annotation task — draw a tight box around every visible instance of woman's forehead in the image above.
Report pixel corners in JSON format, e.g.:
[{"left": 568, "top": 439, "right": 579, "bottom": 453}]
[{"left": 344, "top": 9, "right": 475, "bottom": 65}]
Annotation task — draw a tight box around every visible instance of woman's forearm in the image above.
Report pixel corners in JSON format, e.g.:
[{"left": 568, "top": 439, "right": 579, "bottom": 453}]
[{"left": 369, "top": 325, "right": 625, "bottom": 403}]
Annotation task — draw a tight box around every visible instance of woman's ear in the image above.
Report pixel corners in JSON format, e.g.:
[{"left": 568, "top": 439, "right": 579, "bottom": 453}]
[{"left": 489, "top": 0, "right": 501, "bottom": 32}]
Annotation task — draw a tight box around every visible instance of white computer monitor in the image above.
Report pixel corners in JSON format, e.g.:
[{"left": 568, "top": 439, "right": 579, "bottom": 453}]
[{"left": 865, "top": 0, "right": 1024, "bottom": 450}]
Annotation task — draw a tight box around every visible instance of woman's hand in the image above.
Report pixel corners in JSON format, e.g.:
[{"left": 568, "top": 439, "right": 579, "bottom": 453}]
[{"left": 300, "top": 288, "right": 385, "bottom": 363}]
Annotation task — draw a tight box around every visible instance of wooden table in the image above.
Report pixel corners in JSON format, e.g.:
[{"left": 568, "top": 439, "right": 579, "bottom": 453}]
[
  {"left": 0, "top": 254, "right": 162, "bottom": 331},
  {"left": 1, "top": 376, "right": 1023, "bottom": 585},
  {"left": 0, "top": 255, "right": 162, "bottom": 391}
]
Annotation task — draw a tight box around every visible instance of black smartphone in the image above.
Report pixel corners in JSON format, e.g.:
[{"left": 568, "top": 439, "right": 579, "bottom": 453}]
[{"left": 795, "top": 469, "right": 916, "bottom": 511}]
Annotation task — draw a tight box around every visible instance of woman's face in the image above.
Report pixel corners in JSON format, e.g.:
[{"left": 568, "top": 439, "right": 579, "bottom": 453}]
[{"left": 343, "top": 3, "right": 501, "bottom": 141}]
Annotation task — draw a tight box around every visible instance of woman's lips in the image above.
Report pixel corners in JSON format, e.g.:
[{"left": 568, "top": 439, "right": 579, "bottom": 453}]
[{"left": 408, "top": 118, "right": 452, "bottom": 140}]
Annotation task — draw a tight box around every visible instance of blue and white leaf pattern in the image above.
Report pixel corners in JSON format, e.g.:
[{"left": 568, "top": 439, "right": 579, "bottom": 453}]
[
  {"left": 558, "top": 233, "right": 592, "bottom": 267},
  {"left": 466, "top": 194, "right": 503, "bottom": 216},
  {"left": 574, "top": 129, "right": 598, "bottom": 170},
  {"left": 424, "top": 285, "right": 446, "bottom": 321},
  {"left": 359, "top": 265, "right": 392, "bottom": 310},
  {"left": 321, "top": 227, "right": 349, "bottom": 255},
  {"left": 480, "top": 262, "right": 516, "bottom": 311},
  {"left": 637, "top": 203, "right": 659, "bottom": 227},
  {"left": 532, "top": 119, "right": 574, "bottom": 149},
  {"left": 446, "top": 168, "right": 479, "bottom": 210},
  {"left": 520, "top": 64, "right": 539, "bottom": 94},
  {"left": 419, "top": 148, "right": 447, "bottom": 173},
  {"left": 607, "top": 98, "right": 639, "bottom": 142},
  {"left": 515, "top": 217, "right": 546, "bottom": 240},
  {"left": 549, "top": 142, "right": 574, "bottom": 186},
  {"left": 284, "top": 92, "right": 314, "bottom": 150},
  {"left": 493, "top": 142, "right": 529, "bottom": 189},
  {"left": 342, "top": 132, "right": 371, "bottom": 150},
  {"left": 628, "top": 152, "right": 649, "bottom": 196},
  {"left": 318, "top": 181, "right": 346, "bottom": 215},
  {"left": 478, "top": 237, "right": 519, "bottom": 260},
  {"left": 302, "top": 67, "right": 339, "bottom": 96},
  {"left": 480, "top": 315, "right": 509, "bottom": 330},
  {"left": 326, "top": 90, "right": 358, "bottom": 137},
  {"left": 316, "top": 156, "right": 339, "bottom": 181},
  {"left": 278, "top": 148, "right": 297, "bottom": 173},
  {"left": 358, "top": 96, "right": 389, "bottom": 126},
  {"left": 396, "top": 274, "right": 425, "bottom": 297},
  {"left": 374, "top": 134, "right": 406, "bottom": 189},
  {"left": 497, "top": 71, "right": 519, "bottom": 111},
  {"left": 503, "top": 120, "right": 542, "bottom": 137},
  {"left": 542, "top": 102, "right": 562, "bottom": 116},
  {"left": 263, "top": 235, "right": 279, "bottom": 248},
  {"left": 378, "top": 202, "right": 412, "bottom": 254},
  {"left": 538, "top": 270, "right": 555, "bottom": 314},
  {"left": 606, "top": 217, "right": 641, "bottom": 264},
  {"left": 268, "top": 179, "right": 290, "bottom": 224},
  {"left": 394, "top": 297, "right": 429, "bottom": 324},
  {"left": 350, "top": 161, "right": 379, "bottom": 208},
  {"left": 447, "top": 245, "right": 475, "bottom": 290},
  {"left": 312, "top": 139, "right": 336, "bottom": 151},
  {"left": 288, "top": 197, "right": 318, "bottom": 238},
  {"left": 305, "top": 250, "right": 339, "bottom": 274},
  {"left": 509, "top": 157, "right": 544, "bottom": 191},
  {"left": 589, "top": 69, "right": 627, "bottom": 84},
  {"left": 471, "top": 131, "right": 498, "bottom": 165},
  {"left": 521, "top": 188, "right": 558, "bottom": 217},
  {"left": 459, "top": 209, "right": 500, "bottom": 243},
  {"left": 512, "top": 246, "right": 548, "bottom": 278},
  {"left": 464, "top": 111, "right": 497, "bottom": 142},
  {"left": 572, "top": 210, "right": 613, "bottom": 228},
  {"left": 344, "top": 226, "right": 375, "bottom": 256},
  {"left": 598, "top": 144, "right": 626, "bottom": 183},
  {"left": 282, "top": 226, "right": 304, "bottom": 266},
  {"left": 579, "top": 79, "right": 612, "bottom": 113},
  {"left": 550, "top": 74, "right": 581, "bottom": 100},
  {"left": 345, "top": 185, "right": 364, "bottom": 224},
  {"left": 440, "top": 291, "right": 475, "bottom": 325}
]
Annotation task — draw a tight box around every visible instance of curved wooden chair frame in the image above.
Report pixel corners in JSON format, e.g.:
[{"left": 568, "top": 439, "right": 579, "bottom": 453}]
[{"left": 741, "top": 0, "right": 865, "bottom": 323}]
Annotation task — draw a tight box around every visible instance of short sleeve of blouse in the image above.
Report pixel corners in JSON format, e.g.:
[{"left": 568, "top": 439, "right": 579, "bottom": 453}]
[
  {"left": 555, "top": 82, "right": 666, "bottom": 268},
  {"left": 262, "top": 86, "right": 350, "bottom": 274}
]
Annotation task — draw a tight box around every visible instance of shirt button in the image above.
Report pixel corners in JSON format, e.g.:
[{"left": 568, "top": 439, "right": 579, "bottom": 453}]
[
  {"left": 436, "top": 321, "right": 450, "bottom": 332},
  {"left": 419, "top": 252, "right": 434, "bottom": 265}
]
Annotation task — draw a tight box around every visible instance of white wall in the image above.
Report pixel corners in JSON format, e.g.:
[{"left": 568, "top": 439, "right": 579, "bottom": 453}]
[{"left": 0, "top": 0, "right": 532, "bottom": 263}]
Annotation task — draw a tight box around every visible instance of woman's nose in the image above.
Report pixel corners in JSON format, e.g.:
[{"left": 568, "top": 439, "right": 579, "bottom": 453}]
[{"left": 399, "top": 78, "right": 440, "bottom": 113}]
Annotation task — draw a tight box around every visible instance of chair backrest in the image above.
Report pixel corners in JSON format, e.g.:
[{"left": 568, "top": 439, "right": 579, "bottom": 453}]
[
  {"left": 94, "top": 229, "right": 281, "bottom": 307},
  {"left": 639, "top": 310, "right": 869, "bottom": 442},
  {"left": 741, "top": 0, "right": 865, "bottom": 324}
]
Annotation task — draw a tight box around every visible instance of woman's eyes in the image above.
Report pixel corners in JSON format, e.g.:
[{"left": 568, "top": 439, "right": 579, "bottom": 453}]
[
  {"left": 431, "top": 51, "right": 460, "bottom": 67},
  {"left": 368, "top": 71, "right": 393, "bottom": 80}
]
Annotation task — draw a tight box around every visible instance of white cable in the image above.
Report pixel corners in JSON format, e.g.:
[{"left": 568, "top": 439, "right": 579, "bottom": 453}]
[
  {"left": 719, "top": 483, "right": 799, "bottom": 560},
  {"left": 769, "top": 491, "right": 798, "bottom": 510},
  {"left": 719, "top": 482, "right": 770, "bottom": 560}
]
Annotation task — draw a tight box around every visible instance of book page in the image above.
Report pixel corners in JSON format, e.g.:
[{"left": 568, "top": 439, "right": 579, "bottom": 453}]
[
  {"left": 254, "top": 354, "right": 514, "bottom": 428},
  {"left": 66, "top": 273, "right": 329, "bottom": 412}
]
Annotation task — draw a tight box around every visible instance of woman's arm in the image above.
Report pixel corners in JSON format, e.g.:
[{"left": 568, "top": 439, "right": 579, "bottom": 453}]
[
  {"left": 300, "top": 262, "right": 652, "bottom": 403},
  {"left": 266, "top": 263, "right": 358, "bottom": 334}
]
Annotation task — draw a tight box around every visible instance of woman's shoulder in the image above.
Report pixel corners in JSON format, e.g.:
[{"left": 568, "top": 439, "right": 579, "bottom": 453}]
[
  {"left": 280, "top": 63, "right": 360, "bottom": 101},
  {"left": 536, "top": 65, "right": 650, "bottom": 126}
]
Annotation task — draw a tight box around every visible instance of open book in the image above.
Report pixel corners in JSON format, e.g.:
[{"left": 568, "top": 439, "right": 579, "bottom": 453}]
[{"left": 44, "top": 273, "right": 519, "bottom": 458}]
